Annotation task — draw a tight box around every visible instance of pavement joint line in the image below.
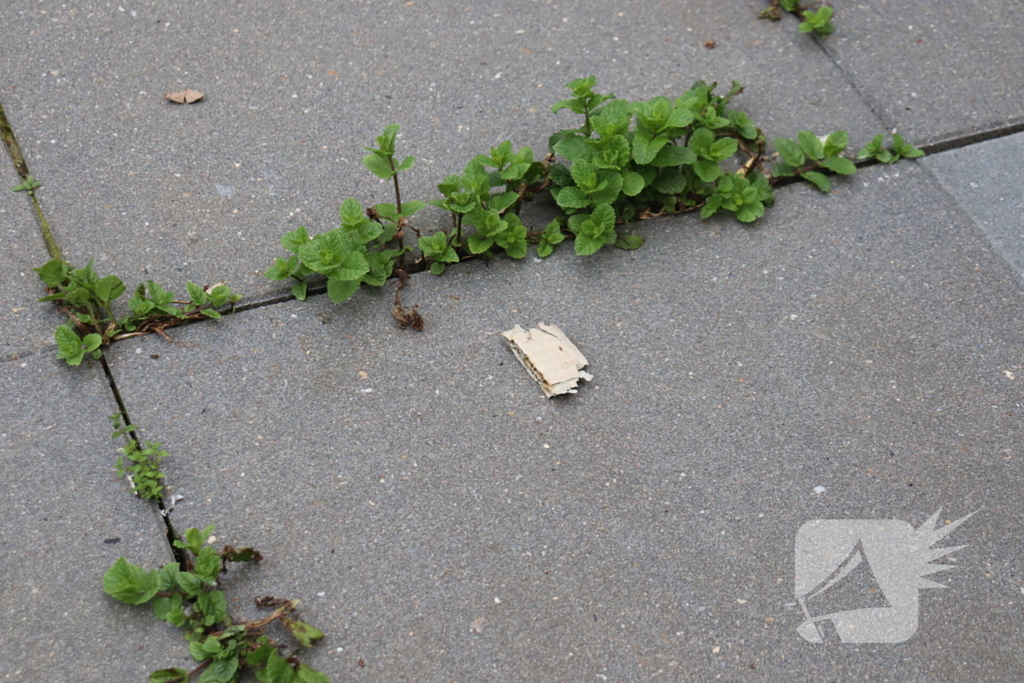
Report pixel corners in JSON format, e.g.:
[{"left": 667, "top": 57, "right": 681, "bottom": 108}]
[
  {"left": 98, "top": 352, "right": 186, "bottom": 566},
  {"left": 805, "top": 32, "right": 896, "bottom": 135},
  {"left": 4, "top": 88, "right": 1023, "bottom": 352},
  {"left": 0, "top": 95, "right": 63, "bottom": 261}
]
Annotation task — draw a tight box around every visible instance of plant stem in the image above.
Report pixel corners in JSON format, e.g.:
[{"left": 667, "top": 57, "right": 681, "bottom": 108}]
[{"left": 388, "top": 156, "right": 403, "bottom": 214}]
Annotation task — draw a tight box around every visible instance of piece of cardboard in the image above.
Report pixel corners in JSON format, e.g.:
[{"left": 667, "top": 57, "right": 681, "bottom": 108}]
[{"left": 501, "top": 323, "right": 592, "bottom": 397}]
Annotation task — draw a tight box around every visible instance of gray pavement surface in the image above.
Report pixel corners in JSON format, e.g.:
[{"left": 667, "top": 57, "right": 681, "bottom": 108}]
[
  {"left": 923, "top": 131, "right": 1024, "bottom": 284},
  {"left": 0, "top": 0, "right": 882, "bottom": 303},
  {"left": 823, "top": 1, "right": 1024, "bottom": 146},
  {"left": 2, "top": 1, "right": 1024, "bottom": 682},
  {"left": 0, "top": 354, "right": 179, "bottom": 681},
  {"left": 0, "top": 155, "right": 65, "bottom": 358},
  {"left": 109, "top": 164, "right": 1024, "bottom": 681}
]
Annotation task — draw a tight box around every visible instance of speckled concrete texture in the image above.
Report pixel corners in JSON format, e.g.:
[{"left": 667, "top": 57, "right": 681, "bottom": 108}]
[
  {"left": 0, "top": 354, "right": 181, "bottom": 682},
  {"left": 109, "top": 165, "right": 1024, "bottom": 681},
  {"left": 819, "top": 1, "right": 1024, "bottom": 144},
  {"left": 923, "top": 131, "right": 1024, "bottom": 283},
  {"left": 0, "top": 152, "right": 66, "bottom": 358},
  {"left": 0, "top": 0, "right": 883, "bottom": 304}
]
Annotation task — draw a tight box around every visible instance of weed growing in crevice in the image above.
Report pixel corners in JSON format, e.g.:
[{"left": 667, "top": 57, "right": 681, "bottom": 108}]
[
  {"left": 267, "top": 76, "right": 921, "bottom": 325},
  {"left": 111, "top": 412, "right": 168, "bottom": 501},
  {"left": 105, "top": 524, "right": 330, "bottom": 682},
  {"left": 857, "top": 133, "right": 925, "bottom": 164},
  {"left": 33, "top": 258, "right": 239, "bottom": 365},
  {"left": 761, "top": 1, "right": 835, "bottom": 36}
]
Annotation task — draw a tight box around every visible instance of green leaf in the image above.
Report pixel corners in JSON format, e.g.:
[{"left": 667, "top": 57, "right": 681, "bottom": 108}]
[
  {"left": 467, "top": 234, "right": 493, "bottom": 254},
  {"left": 797, "top": 131, "right": 824, "bottom": 160},
  {"left": 149, "top": 668, "right": 190, "bottom": 683},
  {"left": 570, "top": 159, "right": 597, "bottom": 190},
  {"left": 701, "top": 194, "right": 723, "bottom": 219},
  {"left": 621, "top": 170, "right": 645, "bottom": 196},
  {"left": 284, "top": 618, "right": 326, "bottom": 648},
  {"left": 536, "top": 242, "right": 555, "bottom": 258},
  {"left": 688, "top": 127, "right": 715, "bottom": 158},
  {"left": 194, "top": 546, "right": 222, "bottom": 585},
  {"left": 709, "top": 137, "right": 738, "bottom": 162},
  {"left": 339, "top": 198, "right": 364, "bottom": 225},
  {"left": 94, "top": 275, "right": 126, "bottom": 304},
  {"left": 157, "top": 563, "right": 181, "bottom": 591},
  {"left": 363, "top": 153, "right": 394, "bottom": 180},
  {"left": 553, "top": 135, "right": 591, "bottom": 163},
  {"left": 632, "top": 131, "right": 669, "bottom": 165},
  {"left": 198, "top": 657, "right": 239, "bottom": 683},
  {"left": 774, "top": 138, "right": 806, "bottom": 167},
  {"left": 574, "top": 232, "right": 603, "bottom": 256},
  {"left": 263, "top": 650, "right": 297, "bottom": 683},
  {"left": 551, "top": 98, "right": 586, "bottom": 115},
  {"left": 82, "top": 333, "right": 103, "bottom": 354},
  {"left": 197, "top": 590, "right": 228, "bottom": 626},
  {"left": 892, "top": 134, "right": 925, "bottom": 159},
  {"left": 281, "top": 226, "right": 311, "bottom": 254},
  {"left": 429, "top": 262, "right": 446, "bottom": 275},
  {"left": 650, "top": 145, "right": 697, "bottom": 168},
  {"left": 296, "top": 665, "right": 331, "bottom": 683},
  {"left": 487, "top": 191, "right": 519, "bottom": 213},
  {"left": 652, "top": 168, "right": 686, "bottom": 194},
  {"left": 103, "top": 557, "right": 159, "bottom": 605},
  {"left": 175, "top": 571, "right": 203, "bottom": 597},
  {"left": 147, "top": 281, "right": 174, "bottom": 306},
  {"left": 152, "top": 593, "right": 187, "bottom": 627},
  {"left": 693, "top": 160, "right": 722, "bottom": 183},
  {"left": 395, "top": 155, "right": 415, "bottom": 173},
  {"left": 553, "top": 186, "right": 589, "bottom": 210},
  {"left": 615, "top": 234, "right": 644, "bottom": 250},
  {"left": 823, "top": 130, "right": 849, "bottom": 157},
  {"left": 55, "top": 325, "right": 85, "bottom": 366},
  {"left": 401, "top": 199, "right": 426, "bottom": 216},
  {"left": 326, "top": 277, "right": 361, "bottom": 304},
  {"left": 33, "top": 259, "right": 67, "bottom": 287},
  {"left": 247, "top": 638, "right": 276, "bottom": 667},
  {"left": 665, "top": 106, "right": 695, "bottom": 129},
  {"left": 291, "top": 281, "right": 308, "bottom": 301},
  {"left": 186, "top": 281, "right": 207, "bottom": 306},
  {"left": 802, "top": 171, "right": 832, "bottom": 192},
  {"left": 820, "top": 156, "right": 856, "bottom": 175}
]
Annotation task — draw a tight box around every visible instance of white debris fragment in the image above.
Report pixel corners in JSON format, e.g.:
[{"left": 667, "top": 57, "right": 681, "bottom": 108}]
[
  {"left": 501, "top": 323, "right": 592, "bottom": 398},
  {"left": 813, "top": 485, "right": 827, "bottom": 495}
]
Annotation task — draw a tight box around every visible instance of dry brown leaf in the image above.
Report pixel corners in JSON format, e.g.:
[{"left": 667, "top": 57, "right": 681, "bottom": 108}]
[{"left": 164, "top": 89, "right": 204, "bottom": 104}]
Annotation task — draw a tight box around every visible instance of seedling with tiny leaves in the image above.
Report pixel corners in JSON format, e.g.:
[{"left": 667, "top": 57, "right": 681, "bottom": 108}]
[
  {"left": 34, "top": 259, "right": 239, "bottom": 365},
  {"left": 772, "top": 130, "right": 857, "bottom": 192},
  {"left": 760, "top": 1, "right": 834, "bottom": 36},
  {"left": 111, "top": 412, "right": 168, "bottom": 501},
  {"left": 799, "top": 5, "right": 835, "bottom": 35},
  {"left": 857, "top": 133, "right": 925, "bottom": 164},
  {"left": 12, "top": 174, "right": 41, "bottom": 194},
  {"left": 104, "top": 524, "right": 330, "bottom": 682}
]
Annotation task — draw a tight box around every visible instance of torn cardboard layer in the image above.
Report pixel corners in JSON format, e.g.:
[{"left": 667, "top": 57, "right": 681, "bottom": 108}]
[{"left": 502, "top": 323, "right": 593, "bottom": 397}]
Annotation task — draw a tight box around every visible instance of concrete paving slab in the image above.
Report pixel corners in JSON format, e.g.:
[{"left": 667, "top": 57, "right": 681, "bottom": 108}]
[
  {"left": 0, "top": 155, "right": 66, "bottom": 359},
  {"left": 110, "top": 163, "right": 1024, "bottom": 680},
  {"left": 820, "top": 0, "right": 1024, "bottom": 145},
  {"left": 0, "top": 354, "right": 182, "bottom": 681},
  {"left": 0, "top": 0, "right": 882, "bottom": 306},
  {"left": 922, "top": 131, "right": 1024, "bottom": 284}
]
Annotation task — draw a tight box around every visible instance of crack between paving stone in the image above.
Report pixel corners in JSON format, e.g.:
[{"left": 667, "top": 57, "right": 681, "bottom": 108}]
[
  {"left": 0, "top": 96, "right": 63, "bottom": 260},
  {"left": 98, "top": 353, "right": 189, "bottom": 567},
  {"left": 805, "top": 34, "right": 897, "bottom": 134}
]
